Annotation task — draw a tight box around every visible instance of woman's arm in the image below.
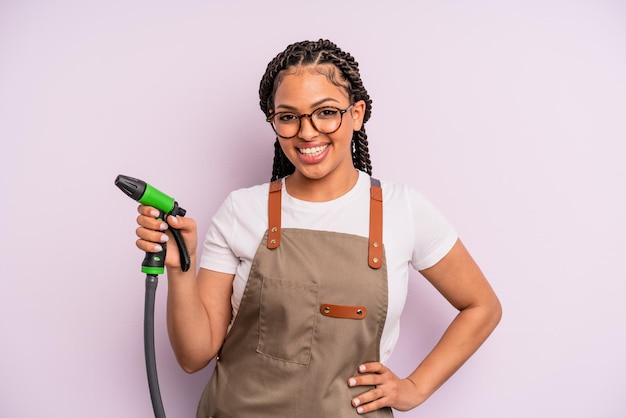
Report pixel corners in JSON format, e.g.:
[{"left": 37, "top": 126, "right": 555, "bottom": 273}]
[
  {"left": 405, "top": 238, "right": 502, "bottom": 403},
  {"left": 135, "top": 206, "right": 234, "bottom": 373},
  {"left": 349, "top": 239, "right": 502, "bottom": 413},
  {"left": 166, "top": 266, "right": 234, "bottom": 373}
]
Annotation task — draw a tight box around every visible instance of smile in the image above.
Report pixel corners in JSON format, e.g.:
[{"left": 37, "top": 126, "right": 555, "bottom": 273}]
[{"left": 297, "top": 144, "right": 329, "bottom": 156}]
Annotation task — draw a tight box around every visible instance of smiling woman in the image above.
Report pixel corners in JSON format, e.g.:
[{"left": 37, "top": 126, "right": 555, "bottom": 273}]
[
  {"left": 131, "top": 39, "right": 502, "bottom": 417},
  {"left": 270, "top": 67, "right": 364, "bottom": 198}
]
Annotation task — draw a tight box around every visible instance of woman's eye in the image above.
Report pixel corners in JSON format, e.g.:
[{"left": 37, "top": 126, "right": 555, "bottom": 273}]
[
  {"left": 278, "top": 114, "right": 298, "bottom": 123},
  {"left": 316, "top": 108, "right": 338, "bottom": 118}
]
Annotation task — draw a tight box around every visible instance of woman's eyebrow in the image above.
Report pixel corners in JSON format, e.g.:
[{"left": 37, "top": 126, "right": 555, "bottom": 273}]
[{"left": 275, "top": 97, "right": 341, "bottom": 111}]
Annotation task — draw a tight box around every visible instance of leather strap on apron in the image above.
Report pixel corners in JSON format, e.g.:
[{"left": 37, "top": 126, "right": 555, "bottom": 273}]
[
  {"left": 267, "top": 180, "right": 281, "bottom": 249},
  {"left": 368, "top": 178, "right": 383, "bottom": 269}
]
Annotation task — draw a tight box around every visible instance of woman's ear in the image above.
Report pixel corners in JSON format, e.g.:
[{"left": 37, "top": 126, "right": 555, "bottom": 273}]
[{"left": 351, "top": 100, "right": 366, "bottom": 131}]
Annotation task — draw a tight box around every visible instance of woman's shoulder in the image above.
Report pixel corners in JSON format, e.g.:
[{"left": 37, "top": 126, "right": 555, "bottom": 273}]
[
  {"left": 212, "top": 181, "right": 271, "bottom": 230},
  {"left": 376, "top": 177, "right": 449, "bottom": 222},
  {"left": 227, "top": 180, "right": 273, "bottom": 202},
  {"left": 377, "top": 177, "right": 423, "bottom": 201}
]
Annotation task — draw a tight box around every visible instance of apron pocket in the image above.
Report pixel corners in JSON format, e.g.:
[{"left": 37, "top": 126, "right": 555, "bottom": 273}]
[{"left": 257, "top": 276, "right": 318, "bottom": 365}]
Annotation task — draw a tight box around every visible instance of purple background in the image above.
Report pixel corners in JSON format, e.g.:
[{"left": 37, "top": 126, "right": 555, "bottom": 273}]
[{"left": 1, "top": 1, "right": 625, "bottom": 416}]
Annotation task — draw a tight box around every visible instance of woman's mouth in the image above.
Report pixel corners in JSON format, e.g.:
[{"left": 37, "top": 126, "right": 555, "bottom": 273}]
[{"left": 297, "top": 144, "right": 329, "bottom": 156}]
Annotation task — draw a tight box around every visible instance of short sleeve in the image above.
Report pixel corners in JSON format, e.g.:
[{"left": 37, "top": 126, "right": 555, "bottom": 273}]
[
  {"left": 199, "top": 194, "right": 240, "bottom": 274},
  {"left": 409, "top": 189, "right": 458, "bottom": 271}
]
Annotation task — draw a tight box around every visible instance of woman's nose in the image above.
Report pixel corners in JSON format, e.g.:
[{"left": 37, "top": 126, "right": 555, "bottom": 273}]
[{"left": 298, "top": 115, "right": 318, "bottom": 141}]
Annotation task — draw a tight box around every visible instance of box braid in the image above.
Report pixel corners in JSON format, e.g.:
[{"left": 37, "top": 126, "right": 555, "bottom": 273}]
[{"left": 259, "top": 39, "right": 374, "bottom": 181}]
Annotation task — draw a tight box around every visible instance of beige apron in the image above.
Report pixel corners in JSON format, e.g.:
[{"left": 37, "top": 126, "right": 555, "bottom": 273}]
[{"left": 197, "top": 178, "right": 393, "bottom": 417}]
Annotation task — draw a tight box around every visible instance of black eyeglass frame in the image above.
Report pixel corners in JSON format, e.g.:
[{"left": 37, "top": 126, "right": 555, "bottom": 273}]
[{"left": 266, "top": 104, "right": 354, "bottom": 139}]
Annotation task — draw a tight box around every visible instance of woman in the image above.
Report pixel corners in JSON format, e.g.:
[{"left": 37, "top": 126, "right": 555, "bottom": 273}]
[{"left": 135, "top": 39, "right": 502, "bottom": 417}]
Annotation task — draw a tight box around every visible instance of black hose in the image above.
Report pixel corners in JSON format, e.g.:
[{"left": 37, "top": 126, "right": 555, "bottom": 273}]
[{"left": 145, "top": 274, "right": 166, "bottom": 418}]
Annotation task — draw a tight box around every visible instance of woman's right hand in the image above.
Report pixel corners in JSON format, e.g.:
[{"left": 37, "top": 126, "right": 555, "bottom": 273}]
[{"left": 135, "top": 205, "right": 198, "bottom": 269}]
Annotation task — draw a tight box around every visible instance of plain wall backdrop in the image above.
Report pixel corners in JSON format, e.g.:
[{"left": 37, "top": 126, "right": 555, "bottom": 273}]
[{"left": 1, "top": 1, "right": 625, "bottom": 416}]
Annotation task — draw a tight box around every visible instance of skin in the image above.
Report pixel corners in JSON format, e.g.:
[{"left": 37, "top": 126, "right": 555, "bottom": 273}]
[
  {"left": 273, "top": 66, "right": 366, "bottom": 201},
  {"left": 134, "top": 64, "right": 502, "bottom": 414}
]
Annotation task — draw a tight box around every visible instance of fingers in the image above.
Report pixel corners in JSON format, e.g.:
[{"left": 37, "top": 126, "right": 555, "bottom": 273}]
[
  {"left": 166, "top": 213, "right": 185, "bottom": 230},
  {"left": 348, "top": 362, "right": 403, "bottom": 415},
  {"left": 350, "top": 362, "right": 387, "bottom": 386},
  {"left": 357, "top": 362, "right": 385, "bottom": 374},
  {"left": 348, "top": 365, "right": 384, "bottom": 390},
  {"left": 353, "top": 396, "right": 388, "bottom": 415},
  {"left": 134, "top": 205, "right": 198, "bottom": 256},
  {"left": 135, "top": 205, "right": 170, "bottom": 252},
  {"left": 136, "top": 205, "right": 195, "bottom": 231}
]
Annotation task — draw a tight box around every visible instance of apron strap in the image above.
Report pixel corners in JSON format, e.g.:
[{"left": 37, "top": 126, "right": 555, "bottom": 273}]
[
  {"left": 266, "top": 177, "right": 384, "bottom": 270},
  {"left": 369, "top": 178, "right": 383, "bottom": 269},
  {"left": 267, "top": 180, "right": 282, "bottom": 249}
]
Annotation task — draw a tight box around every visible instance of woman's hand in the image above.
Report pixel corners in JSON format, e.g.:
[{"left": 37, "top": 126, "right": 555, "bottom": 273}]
[
  {"left": 135, "top": 204, "right": 198, "bottom": 269},
  {"left": 348, "top": 362, "right": 423, "bottom": 414}
]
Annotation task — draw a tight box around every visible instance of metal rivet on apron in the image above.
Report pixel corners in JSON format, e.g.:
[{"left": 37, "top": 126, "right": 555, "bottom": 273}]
[
  {"left": 324, "top": 306, "right": 330, "bottom": 314},
  {"left": 271, "top": 227, "right": 278, "bottom": 232},
  {"left": 372, "top": 242, "right": 379, "bottom": 248},
  {"left": 270, "top": 239, "right": 277, "bottom": 244},
  {"left": 372, "top": 257, "right": 379, "bottom": 264},
  {"left": 356, "top": 309, "right": 363, "bottom": 315}
]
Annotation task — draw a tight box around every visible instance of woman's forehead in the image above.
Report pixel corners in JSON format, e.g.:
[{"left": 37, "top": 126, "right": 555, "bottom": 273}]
[
  {"left": 274, "top": 65, "right": 350, "bottom": 106},
  {"left": 275, "top": 74, "right": 349, "bottom": 106}
]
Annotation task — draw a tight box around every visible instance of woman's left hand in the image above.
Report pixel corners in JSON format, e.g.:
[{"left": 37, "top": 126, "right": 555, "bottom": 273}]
[{"left": 347, "top": 362, "right": 422, "bottom": 414}]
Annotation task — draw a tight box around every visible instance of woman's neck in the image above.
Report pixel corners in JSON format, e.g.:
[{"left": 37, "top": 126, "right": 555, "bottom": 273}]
[{"left": 284, "top": 168, "right": 359, "bottom": 202}]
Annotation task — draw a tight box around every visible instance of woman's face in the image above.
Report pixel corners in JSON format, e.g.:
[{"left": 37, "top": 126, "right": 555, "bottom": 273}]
[{"left": 272, "top": 65, "right": 365, "bottom": 185}]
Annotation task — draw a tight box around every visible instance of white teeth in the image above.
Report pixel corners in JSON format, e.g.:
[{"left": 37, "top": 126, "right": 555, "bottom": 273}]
[{"left": 298, "top": 144, "right": 328, "bottom": 156}]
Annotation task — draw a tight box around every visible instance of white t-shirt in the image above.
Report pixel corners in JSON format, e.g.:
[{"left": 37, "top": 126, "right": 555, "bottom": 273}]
[{"left": 200, "top": 170, "right": 458, "bottom": 362}]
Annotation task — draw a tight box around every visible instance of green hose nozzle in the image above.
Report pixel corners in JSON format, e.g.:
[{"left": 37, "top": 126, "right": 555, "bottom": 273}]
[{"left": 115, "top": 174, "right": 191, "bottom": 274}]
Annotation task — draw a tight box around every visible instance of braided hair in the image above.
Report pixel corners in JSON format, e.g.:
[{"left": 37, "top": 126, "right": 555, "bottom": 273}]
[{"left": 259, "top": 39, "right": 374, "bottom": 181}]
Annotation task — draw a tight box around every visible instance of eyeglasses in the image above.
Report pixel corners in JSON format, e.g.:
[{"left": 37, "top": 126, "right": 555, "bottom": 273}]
[{"left": 267, "top": 104, "right": 354, "bottom": 139}]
